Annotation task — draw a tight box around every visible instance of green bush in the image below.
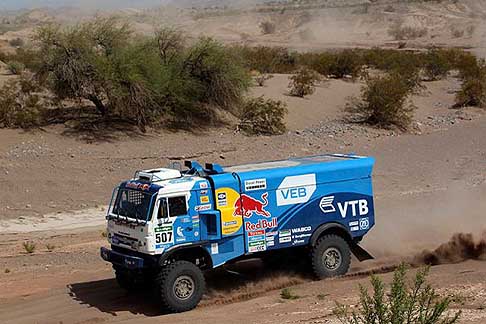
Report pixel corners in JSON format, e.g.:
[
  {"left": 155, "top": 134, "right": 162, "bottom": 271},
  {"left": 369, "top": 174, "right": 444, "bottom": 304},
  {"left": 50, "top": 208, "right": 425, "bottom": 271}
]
[
  {"left": 34, "top": 19, "right": 250, "bottom": 130},
  {"left": 345, "top": 74, "right": 416, "bottom": 130},
  {"left": 334, "top": 264, "right": 461, "bottom": 324},
  {"left": 239, "top": 96, "right": 287, "bottom": 135},
  {"left": 6, "top": 61, "right": 25, "bottom": 75},
  {"left": 288, "top": 67, "right": 320, "bottom": 98},
  {"left": 0, "top": 77, "right": 44, "bottom": 128}
]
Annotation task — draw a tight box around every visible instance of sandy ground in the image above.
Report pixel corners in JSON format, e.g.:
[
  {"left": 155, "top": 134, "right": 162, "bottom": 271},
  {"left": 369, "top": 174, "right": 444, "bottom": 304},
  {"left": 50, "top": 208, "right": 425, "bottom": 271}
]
[{"left": 0, "top": 81, "right": 485, "bottom": 322}]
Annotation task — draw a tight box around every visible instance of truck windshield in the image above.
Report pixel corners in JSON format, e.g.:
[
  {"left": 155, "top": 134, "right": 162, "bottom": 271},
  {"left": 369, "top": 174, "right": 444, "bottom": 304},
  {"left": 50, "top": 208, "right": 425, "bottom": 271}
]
[{"left": 111, "top": 189, "right": 156, "bottom": 222}]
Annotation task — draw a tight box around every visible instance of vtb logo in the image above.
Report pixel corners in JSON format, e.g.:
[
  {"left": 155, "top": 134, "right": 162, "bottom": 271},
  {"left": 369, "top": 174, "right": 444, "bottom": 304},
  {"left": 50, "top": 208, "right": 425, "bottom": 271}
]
[{"left": 320, "top": 196, "right": 369, "bottom": 218}]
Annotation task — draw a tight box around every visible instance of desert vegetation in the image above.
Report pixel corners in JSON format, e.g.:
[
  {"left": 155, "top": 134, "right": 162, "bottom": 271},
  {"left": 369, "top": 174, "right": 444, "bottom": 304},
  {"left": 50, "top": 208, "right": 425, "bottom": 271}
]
[
  {"left": 238, "top": 96, "right": 287, "bottom": 135},
  {"left": 288, "top": 67, "right": 320, "bottom": 98},
  {"left": 345, "top": 74, "right": 416, "bottom": 130},
  {"left": 334, "top": 264, "right": 461, "bottom": 324},
  {"left": 0, "top": 18, "right": 483, "bottom": 133}
]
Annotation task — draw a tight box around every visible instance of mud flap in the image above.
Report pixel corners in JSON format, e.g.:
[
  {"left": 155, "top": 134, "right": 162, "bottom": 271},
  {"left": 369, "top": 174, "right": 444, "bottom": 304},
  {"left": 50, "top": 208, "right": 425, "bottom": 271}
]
[{"left": 350, "top": 243, "right": 374, "bottom": 261}]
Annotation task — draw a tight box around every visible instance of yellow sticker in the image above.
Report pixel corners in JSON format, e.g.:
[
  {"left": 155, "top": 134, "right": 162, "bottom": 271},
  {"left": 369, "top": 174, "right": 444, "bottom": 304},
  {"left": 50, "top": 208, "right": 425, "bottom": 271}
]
[
  {"left": 216, "top": 188, "right": 243, "bottom": 236},
  {"left": 200, "top": 196, "right": 210, "bottom": 204}
]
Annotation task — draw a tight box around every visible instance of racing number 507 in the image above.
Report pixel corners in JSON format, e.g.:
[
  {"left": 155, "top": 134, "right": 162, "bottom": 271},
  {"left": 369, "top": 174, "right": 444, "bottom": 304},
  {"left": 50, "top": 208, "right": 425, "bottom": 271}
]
[{"left": 156, "top": 232, "right": 172, "bottom": 243}]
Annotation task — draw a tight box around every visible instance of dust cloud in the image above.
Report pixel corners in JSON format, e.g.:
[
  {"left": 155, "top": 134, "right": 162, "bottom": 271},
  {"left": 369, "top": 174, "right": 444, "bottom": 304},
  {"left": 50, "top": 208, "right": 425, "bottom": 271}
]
[{"left": 413, "top": 232, "right": 486, "bottom": 266}]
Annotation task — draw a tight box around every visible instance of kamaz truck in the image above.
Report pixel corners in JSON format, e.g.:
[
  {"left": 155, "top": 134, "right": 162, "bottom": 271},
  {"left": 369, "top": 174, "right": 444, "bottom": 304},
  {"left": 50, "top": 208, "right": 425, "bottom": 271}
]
[{"left": 101, "top": 154, "right": 375, "bottom": 312}]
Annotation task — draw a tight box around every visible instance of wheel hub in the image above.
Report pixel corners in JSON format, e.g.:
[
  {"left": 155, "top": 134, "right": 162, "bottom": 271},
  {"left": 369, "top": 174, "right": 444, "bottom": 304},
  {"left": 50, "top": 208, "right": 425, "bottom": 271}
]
[
  {"left": 173, "top": 275, "right": 195, "bottom": 301},
  {"left": 322, "top": 247, "right": 342, "bottom": 270}
]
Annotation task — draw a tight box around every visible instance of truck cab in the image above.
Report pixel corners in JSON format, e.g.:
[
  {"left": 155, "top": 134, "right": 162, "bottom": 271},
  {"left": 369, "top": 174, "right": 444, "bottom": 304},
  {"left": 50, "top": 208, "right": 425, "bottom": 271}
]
[{"left": 101, "top": 154, "right": 375, "bottom": 313}]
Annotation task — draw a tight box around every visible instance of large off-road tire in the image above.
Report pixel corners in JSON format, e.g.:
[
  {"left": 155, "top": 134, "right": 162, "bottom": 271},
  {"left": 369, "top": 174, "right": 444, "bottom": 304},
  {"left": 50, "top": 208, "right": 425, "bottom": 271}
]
[
  {"left": 311, "top": 234, "right": 351, "bottom": 279},
  {"left": 155, "top": 261, "right": 205, "bottom": 313},
  {"left": 114, "top": 267, "right": 140, "bottom": 291}
]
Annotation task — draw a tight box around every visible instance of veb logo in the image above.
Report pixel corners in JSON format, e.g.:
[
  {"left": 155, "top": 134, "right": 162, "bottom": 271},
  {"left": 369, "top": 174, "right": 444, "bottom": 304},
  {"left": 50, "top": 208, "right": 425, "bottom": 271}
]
[{"left": 277, "top": 174, "right": 316, "bottom": 206}]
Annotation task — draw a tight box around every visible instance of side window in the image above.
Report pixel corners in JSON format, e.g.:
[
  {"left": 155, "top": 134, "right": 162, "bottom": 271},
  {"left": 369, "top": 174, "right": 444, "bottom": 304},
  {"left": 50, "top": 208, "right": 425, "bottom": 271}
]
[
  {"left": 157, "top": 198, "right": 168, "bottom": 219},
  {"left": 168, "top": 196, "right": 187, "bottom": 217}
]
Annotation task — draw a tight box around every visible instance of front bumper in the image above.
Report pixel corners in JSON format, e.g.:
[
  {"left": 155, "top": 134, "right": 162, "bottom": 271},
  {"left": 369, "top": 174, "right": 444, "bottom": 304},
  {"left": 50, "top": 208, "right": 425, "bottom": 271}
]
[{"left": 100, "top": 247, "right": 144, "bottom": 270}]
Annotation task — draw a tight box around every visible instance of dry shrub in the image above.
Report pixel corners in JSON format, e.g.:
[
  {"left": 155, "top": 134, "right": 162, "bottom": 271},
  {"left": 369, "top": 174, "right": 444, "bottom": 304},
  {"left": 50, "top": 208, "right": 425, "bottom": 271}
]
[
  {"left": 455, "top": 58, "right": 486, "bottom": 108},
  {"left": 288, "top": 67, "right": 320, "bottom": 98},
  {"left": 299, "top": 50, "right": 364, "bottom": 79},
  {"left": 456, "top": 77, "right": 486, "bottom": 108},
  {"left": 388, "top": 21, "right": 428, "bottom": 40},
  {"left": 253, "top": 72, "right": 273, "bottom": 86},
  {"left": 9, "top": 37, "right": 24, "bottom": 47},
  {"left": 346, "top": 74, "right": 416, "bottom": 130},
  {"left": 239, "top": 96, "right": 287, "bottom": 135},
  {"left": 6, "top": 61, "right": 25, "bottom": 75},
  {"left": 235, "top": 45, "right": 297, "bottom": 73},
  {"left": 259, "top": 20, "right": 276, "bottom": 34},
  {"left": 423, "top": 49, "right": 451, "bottom": 81},
  {"left": 0, "top": 76, "right": 44, "bottom": 128}
]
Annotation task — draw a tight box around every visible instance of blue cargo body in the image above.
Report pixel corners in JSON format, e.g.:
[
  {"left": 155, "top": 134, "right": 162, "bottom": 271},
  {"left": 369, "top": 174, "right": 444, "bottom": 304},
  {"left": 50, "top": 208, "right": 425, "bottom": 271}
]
[{"left": 208, "top": 154, "right": 375, "bottom": 260}]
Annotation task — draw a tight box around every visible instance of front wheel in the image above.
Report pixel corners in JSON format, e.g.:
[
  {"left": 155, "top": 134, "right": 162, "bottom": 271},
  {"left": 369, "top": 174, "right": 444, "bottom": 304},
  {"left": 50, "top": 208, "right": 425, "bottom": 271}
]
[
  {"left": 155, "top": 261, "right": 205, "bottom": 313},
  {"left": 311, "top": 234, "right": 351, "bottom": 279}
]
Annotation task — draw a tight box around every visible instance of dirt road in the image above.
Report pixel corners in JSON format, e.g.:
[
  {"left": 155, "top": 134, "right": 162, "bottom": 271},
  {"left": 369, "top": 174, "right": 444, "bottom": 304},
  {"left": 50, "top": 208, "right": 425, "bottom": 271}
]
[{"left": 1, "top": 113, "right": 485, "bottom": 323}]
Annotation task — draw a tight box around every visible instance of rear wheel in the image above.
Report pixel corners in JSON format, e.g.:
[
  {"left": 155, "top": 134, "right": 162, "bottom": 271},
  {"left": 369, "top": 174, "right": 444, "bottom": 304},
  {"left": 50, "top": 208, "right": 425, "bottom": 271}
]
[
  {"left": 311, "top": 234, "right": 351, "bottom": 279},
  {"left": 155, "top": 261, "right": 205, "bottom": 313}
]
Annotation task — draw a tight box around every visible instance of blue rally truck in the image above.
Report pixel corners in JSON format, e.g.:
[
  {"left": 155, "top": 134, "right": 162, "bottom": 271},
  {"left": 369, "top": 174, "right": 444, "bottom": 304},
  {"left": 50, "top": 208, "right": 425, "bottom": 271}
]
[{"left": 101, "top": 154, "right": 375, "bottom": 312}]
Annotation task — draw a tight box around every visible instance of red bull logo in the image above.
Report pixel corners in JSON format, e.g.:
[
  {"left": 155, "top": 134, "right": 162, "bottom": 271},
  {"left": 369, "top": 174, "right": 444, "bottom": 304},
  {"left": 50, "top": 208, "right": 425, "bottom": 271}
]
[{"left": 234, "top": 193, "right": 271, "bottom": 218}]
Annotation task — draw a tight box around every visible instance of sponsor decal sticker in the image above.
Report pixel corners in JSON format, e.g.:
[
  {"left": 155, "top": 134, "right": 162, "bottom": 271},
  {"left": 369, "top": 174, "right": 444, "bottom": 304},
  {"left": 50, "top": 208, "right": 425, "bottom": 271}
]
[
  {"left": 155, "top": 225, "right": 173, "bottom": 244},
  {"left": 245, "top": 218, "right": 277, "bottom": 231},
  {"left": 359, "top": 217, "right": 370, "bottom": 230},
  {"left": 195, "top": 204, "right": 211, "bottom": 212},
  {"left": 175, "top": 226, "right": 186, "bottom": 243},
  {"left": 337, "top": 199, "right": 369, "bottom": 218},
  {"left": 200, "top": 196, "right": 210, "bottom": 204},
  {"left": 292, "top": 239, "right": 305, "bottom": 246},
  {"left": 291, "top": 226, "right": 312, "bottom": 234},
  {"left": 200, "top": 189, "right": 208, "bottom": 195},
  {"left": 248, "top": 230, "right": 265, "bottom": 237},
  {"left": 248, "top": 240, "right": 266, "bottom": 253},
  {"left": 200, "top": 182, "right": 208, "bottom": 189},
  {"left": 211, "top": 243, "right": 219, "bottom": 254},
  {"left": 279, "top": 229, "right": 292, "bottom": 243},
  {"left": 234, "top": 193, "right": 271, "bottom": 218},
  {"left": 217, "top": 192, "right": 227, "bottom": 207},
  {"left": 244, "top": 179, "right": 267, "bottom": 191},
  {"left": 319, "top": 196, "right": 336, "bottom": 213},
  {"left": 277, "top": 174, "right": 316, "bottom": 206}
]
